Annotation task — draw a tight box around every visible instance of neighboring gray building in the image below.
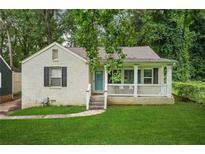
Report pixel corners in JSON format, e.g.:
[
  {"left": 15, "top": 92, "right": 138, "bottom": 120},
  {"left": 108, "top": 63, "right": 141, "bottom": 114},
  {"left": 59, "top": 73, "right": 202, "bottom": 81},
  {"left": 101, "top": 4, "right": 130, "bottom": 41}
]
[
  {"left": 0, "top": 55, "right": 12, "bottom": 103},
  {"left": 22, "top": 42, "right": 176, "bottom": 109}
]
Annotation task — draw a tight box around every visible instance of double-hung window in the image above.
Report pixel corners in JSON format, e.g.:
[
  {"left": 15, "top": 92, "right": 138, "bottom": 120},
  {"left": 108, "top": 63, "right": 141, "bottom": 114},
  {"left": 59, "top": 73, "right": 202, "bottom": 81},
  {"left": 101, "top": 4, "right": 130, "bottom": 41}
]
[
  {"left": 144, "top": 69, "right": 153, "bottom": 84},
  {"left": 44, "top": 67, "right": 67, "bottom": 87},
  {"left": 124, "top": 70, "right": 134, "bottom": 84},
  {"left": 50, "top": 67, "right": 62, "bottom": 86}
]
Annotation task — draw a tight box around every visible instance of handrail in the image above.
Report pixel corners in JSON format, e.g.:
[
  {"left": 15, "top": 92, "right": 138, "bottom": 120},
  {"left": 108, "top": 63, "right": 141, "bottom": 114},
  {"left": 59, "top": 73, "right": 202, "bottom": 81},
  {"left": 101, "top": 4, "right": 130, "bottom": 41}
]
[
  {"left": 86, "top": 83, "right": 91, "bottom": 110},
  {"left": 104, "top": 86, "right": 108, "bottom": 109}
]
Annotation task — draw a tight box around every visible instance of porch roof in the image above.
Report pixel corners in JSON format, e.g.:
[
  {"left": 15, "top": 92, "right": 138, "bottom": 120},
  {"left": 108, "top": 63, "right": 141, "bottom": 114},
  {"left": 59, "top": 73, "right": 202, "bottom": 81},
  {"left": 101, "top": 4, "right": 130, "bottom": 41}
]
[{"left": 67, "top": 46, "right": 176, "bottom": 64}]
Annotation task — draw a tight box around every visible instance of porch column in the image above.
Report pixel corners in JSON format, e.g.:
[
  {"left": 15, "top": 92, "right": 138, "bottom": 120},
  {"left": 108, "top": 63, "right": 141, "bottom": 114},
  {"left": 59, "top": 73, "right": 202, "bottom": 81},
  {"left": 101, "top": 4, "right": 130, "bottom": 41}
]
[
  {"left": 159, "top": 66, "right": 164, "bottom": 95},
  {"left": 159, "top": 66, "right": 164, "bottom": 84},
  {"left": 134, "top": 65, "right": 138, "bottom": 97},
  {"left": 166, "top": 65, "right": 172, "bottom": 97},
  {"left": 104, "top": 67, "right": 108, "bottom": 109}
]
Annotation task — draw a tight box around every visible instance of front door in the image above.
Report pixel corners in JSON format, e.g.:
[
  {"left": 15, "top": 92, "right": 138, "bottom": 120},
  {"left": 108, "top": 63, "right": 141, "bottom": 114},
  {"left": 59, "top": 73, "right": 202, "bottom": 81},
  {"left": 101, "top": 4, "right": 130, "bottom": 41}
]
[{"left": 95, "top": 71, "right": 103, "bottom": 92}]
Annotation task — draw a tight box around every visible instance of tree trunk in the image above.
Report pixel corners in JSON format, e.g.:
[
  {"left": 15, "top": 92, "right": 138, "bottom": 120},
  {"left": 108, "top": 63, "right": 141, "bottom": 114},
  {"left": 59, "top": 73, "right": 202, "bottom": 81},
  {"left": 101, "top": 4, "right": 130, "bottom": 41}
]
[
  {"left": 45, "top": 10, "right": 54, "bottom": 44},
  {"left": 0, "top": 33, "right": 5, "bottom": 56},
  {"left": 7, "top": 30, "right": 12, "bottom": 69}
]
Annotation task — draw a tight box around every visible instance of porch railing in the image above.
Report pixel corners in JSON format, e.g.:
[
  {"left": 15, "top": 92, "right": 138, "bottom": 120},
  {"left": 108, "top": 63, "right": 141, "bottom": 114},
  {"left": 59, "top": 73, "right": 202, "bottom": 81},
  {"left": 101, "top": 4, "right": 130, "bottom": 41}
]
[
  {"left": 108, "top": 84, "right": 134, "bottom": 96},
  {"left": 138, "top": 84, "right": 167, "bottom": 96},
  {"left": 107, "top": 84, "right": 167, "bottom": 96},
  {"left": 86, "top": 83, "right": 91, "bottom": 110}
]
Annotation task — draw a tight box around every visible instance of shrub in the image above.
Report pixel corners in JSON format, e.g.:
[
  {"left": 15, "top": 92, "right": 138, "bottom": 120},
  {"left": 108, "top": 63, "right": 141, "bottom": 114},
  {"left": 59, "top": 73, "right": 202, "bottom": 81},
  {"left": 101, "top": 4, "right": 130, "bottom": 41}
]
[
  {"left": 13, "top": 91, "right": 21, "bottom": 97},
  {"left": 173, "top": 81, "right": 205, "bottom": 104}
]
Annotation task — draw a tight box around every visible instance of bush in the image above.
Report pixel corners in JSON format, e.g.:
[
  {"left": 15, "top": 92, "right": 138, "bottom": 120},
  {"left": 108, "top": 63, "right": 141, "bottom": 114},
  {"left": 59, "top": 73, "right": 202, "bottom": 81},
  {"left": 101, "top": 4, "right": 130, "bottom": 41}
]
[
  {"left": 13, "top": 91, "right": 21, "bottom": 97},
  {"left": 173, "top": 81, "right": 205, "bottom": 104}
]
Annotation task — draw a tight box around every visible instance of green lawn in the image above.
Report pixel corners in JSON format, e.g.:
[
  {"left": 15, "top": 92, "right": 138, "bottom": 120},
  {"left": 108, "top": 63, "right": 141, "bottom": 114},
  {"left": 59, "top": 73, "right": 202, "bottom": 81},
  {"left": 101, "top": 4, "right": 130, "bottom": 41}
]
[
  {"left": 9, "top": 105, "right": 85, "bottom": 116},
  {"left": 0, "top": 102, "right": 205, "bottom": 144}
]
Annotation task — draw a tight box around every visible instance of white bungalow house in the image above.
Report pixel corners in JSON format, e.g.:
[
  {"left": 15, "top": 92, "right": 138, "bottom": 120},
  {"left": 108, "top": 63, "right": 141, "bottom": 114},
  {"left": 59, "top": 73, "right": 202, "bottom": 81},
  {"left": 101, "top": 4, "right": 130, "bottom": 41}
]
[{"left": 22, "top": 42, "right": 176, "bottom": 109}]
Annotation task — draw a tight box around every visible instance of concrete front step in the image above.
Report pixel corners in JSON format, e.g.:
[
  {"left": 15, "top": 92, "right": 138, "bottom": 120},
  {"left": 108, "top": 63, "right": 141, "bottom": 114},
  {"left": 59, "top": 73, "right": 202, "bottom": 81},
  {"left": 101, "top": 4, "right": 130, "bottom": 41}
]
[
  {"left": 89, "top": 106, "right": 104, "bottom": 110},
  {"left": 90, "top": 101, "right": 104, "bottom": 105},
  {"left": 89, "top": 102, "right": 104, "bottom": 110},
  {"left": 90, "top": 95, "right": 104, "bottom": 102}
]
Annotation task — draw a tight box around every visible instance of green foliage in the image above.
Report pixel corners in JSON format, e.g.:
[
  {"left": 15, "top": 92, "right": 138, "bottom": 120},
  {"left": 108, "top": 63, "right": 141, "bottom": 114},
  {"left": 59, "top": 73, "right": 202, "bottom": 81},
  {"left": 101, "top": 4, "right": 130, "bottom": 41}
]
[
  {"left": 73, "top": 10, "right": 136, "bottom": 82},
  {"left": 133, "top": 10, "right": 196, "bottom": 81},
  {"left": 73, "top": 10, "right": 100, "bottom": 70},
  {"left": 0, "top": 10, "right": 205, "bottom": 81},
  {"left": 173, "top": 81, "right": 205, "bottom": 104},
  {"left": 13, "top": 91, "right": 21, "bottom": 97},
  {"left": 0, "top": 10, "right": 66, "bottom": 68},
  {"left": 189, "top": 10, "right": 205, "bottom": 79}
]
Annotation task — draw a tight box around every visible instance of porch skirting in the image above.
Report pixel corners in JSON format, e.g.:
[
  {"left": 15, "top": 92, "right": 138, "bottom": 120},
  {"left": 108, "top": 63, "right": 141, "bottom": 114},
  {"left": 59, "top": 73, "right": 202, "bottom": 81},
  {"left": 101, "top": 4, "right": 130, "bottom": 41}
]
[{"left": 107, "top": 96, "right": 174, "bottom": 105}]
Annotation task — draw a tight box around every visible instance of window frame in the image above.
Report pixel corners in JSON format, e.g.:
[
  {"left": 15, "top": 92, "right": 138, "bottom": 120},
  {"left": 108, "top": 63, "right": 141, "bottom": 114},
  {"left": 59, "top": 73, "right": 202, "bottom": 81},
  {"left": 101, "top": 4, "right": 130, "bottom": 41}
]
[
  {"left": 49, "top": 67, "right": 62, "bottom": 87},
  {"left": 124, "top": 69, "right": 134, "bottom": 84},
  {"left": 143, "top": 68, "right": 153, "bottom": 84}
]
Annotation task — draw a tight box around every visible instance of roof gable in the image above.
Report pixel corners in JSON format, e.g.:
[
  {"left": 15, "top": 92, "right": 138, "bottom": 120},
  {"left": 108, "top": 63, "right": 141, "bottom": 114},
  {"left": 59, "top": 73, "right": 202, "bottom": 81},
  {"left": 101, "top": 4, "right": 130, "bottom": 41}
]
[
  {"left": 22, "top": 42, "right": 87, "bottom": 64},
  {"left": 0, "top": 55, "right": 11, "bottom": 70}
]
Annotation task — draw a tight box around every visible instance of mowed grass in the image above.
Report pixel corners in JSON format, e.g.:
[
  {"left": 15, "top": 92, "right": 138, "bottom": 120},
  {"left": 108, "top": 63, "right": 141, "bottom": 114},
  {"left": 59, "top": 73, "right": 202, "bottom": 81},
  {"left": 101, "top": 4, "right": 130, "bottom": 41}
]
[
  {"left": 9, "top": 105, "right": 85, "bottom": 116},
  {"left": 0, "top": 102, "right": 205, "bottom": 145}
]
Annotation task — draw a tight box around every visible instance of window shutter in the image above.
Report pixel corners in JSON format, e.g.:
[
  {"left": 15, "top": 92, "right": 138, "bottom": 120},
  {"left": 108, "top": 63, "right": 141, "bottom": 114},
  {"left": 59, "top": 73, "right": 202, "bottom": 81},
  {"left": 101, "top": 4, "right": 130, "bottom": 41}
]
[
  {"left": 62, "top": 67, "right": 67, "bottom": 87},
  {"left": 138, "top": 70, "right": 141, "bottom": 84},
  {"left": 44, "top": 67, "right": 49, "bottom": 87},
  {"left": 153, "top": 68, "right": 158, "bottom": 84}
]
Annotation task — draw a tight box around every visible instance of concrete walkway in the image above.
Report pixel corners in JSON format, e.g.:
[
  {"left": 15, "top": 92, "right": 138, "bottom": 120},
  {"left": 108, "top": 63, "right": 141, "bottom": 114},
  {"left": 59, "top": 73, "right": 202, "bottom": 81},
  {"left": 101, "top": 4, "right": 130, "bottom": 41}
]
[
  {"left": 0, "top": 109, "right": 105, "bottom": 120},
  {"left": 0, "top": 99, "right": 21, "bottom": 114}
]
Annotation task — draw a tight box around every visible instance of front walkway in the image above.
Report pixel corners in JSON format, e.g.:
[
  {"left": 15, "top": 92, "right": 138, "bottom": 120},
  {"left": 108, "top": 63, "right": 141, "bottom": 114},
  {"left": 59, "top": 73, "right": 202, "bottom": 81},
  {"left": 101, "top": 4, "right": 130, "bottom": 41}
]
[
  {"left": 0, "top": 98, "right": 21, "bottom": 114},
  {"left": 0, "top": 109, "right": 105, "bottom": 120}
]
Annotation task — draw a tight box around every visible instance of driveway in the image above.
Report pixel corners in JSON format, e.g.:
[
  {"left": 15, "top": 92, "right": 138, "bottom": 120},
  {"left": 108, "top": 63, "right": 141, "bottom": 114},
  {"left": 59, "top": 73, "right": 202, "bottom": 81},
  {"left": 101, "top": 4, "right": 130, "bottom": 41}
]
[{"left": 0, "top": 99, "right": 21, "bottom": 115}]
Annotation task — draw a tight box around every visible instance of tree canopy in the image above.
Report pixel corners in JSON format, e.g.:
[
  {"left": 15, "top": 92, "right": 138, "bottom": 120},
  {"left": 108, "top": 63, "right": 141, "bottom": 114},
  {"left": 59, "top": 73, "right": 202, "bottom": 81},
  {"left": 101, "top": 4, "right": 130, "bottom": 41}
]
[{"left": 0, "top": 9, "right": 205, "bottom": 81}]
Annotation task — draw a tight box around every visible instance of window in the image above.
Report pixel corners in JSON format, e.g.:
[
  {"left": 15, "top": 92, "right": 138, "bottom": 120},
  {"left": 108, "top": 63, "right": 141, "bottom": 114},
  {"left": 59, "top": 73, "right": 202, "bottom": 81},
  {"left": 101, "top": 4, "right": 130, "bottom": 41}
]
[
  {"left": 138, "top": 69, "right": 141, "bottom": 84},
  {"left": 124, "top": 70, "right": 134, "bottom": 84},
  {"left": 50, "top": 67, "right": 62, "bottom": 86},
  {"left": 52, "top": 49, "right": 58, "bottom": 61},
  {"left": 44, "top": 67, "right": 67, "bottom": 87},
  {"left": 144, "top": 69, "right": 152, "bottom": 84},
  {"left": 108, "top": 70, "right": 121, "bottom": 84}
]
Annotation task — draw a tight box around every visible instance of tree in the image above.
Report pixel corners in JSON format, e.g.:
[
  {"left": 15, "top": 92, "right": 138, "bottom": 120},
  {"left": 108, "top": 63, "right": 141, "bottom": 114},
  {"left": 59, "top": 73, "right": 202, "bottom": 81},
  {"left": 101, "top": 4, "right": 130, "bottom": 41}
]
[
  {"left": 189, "top": 10, "right": 205, "bottom": 79},
  {"left": 132, "top": 10, "right": 196, "bottom": 81},
  {"left": 0, "top": 9, "right": 205, "bottom": 81},
  {"left": 100, "top": 10, "right": 136, "bottom": 82},
  {"left": 0, "top": 10, "right": 66, "bottom": 68},
  {"left": 73, "top": 10, "right": 137, "bottom": 82},
  {"left": 0, "top": 11, "right": 13, "bottom": 68}
]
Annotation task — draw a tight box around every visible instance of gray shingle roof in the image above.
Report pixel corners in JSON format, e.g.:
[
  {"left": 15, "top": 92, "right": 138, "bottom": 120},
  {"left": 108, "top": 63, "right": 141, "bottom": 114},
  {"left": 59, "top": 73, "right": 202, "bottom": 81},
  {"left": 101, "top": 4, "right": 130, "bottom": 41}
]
[{"left": 67, "top": 46, "right": 176, "bottom": 63}]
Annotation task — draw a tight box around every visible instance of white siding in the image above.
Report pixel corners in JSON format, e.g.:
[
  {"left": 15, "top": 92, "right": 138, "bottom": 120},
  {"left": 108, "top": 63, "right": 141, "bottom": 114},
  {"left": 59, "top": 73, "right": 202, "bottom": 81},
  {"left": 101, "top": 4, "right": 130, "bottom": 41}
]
[{"left": 22, "top": 44, "right": 89, "bottom": 108}]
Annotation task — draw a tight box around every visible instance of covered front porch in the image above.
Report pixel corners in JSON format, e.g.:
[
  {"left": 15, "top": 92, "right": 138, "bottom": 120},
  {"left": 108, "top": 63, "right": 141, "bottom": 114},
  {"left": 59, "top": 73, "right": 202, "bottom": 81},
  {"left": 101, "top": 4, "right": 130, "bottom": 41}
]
[
  {"left": 91, "top": 63, "right": 172, "bottom": 97},
  {"left": 86, "top": 62, "right": 174, "bottom": 109}
]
